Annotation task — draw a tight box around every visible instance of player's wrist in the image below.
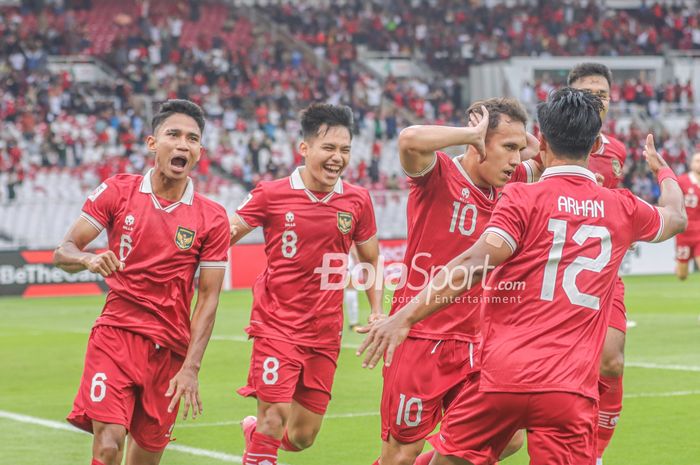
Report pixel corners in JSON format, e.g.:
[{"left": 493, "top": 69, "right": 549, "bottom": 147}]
[{"left": 657, "top": 167, "right": 678, "bottom": 185}]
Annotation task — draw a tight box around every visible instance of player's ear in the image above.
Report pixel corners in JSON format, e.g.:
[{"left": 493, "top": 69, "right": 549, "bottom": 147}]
[
  {"left": 146, "top": 135, "right": 157, "bottom": 153},
  {"left": 589, "top": 135, "right": 602, "bottom": 155},
  {"left": 299, "top": 140, "right": 309, "bottom": 159},
  {"left": 197, "top": 146, "right": 205, "bottom": 162}
]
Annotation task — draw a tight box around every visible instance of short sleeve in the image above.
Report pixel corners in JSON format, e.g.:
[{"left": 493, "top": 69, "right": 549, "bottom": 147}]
[
  {"left": 509, "top": 162, "right": 534, "bottom": 184},
  {"left": 353, "top": 190, "right": 378, "bottom": 245},
  {"left": 407, "top": 151, "right": 448, "bottom": 188},
  {"left": 200, "top": 207, "right": 230, "bottom": 269},
  {"left": 235, "top": 183, "right": 267, "bottom": 229},
  {"left": 483, "top": 184, "right": 528, "bottom": 253},
  {"left": 622, "top": 191, "right": 663, "bottom": 243},
  {"left": 81, "top": 179, "right": 118, "bottom": 232}
]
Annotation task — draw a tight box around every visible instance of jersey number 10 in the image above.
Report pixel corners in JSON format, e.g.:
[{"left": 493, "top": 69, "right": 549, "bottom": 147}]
[{"left": 449, "top": 201, "right": 477, "bottom": 236}]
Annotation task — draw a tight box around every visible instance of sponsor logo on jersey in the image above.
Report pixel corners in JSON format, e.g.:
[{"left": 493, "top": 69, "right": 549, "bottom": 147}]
[
  {"left": 175, "top": 226, "right": 196, "bottom": 250},
  {"left": 88, "top": 182, "right": 108, "bottom": 201},
  {"left": 460, "top": 187, "right": 470, "bottom": 200},
  {"left": 337, "top": 212, "right": 352, "bottom": 234},
  {"left": 123, "top": 214, "right": 135, "bottom": 231},
  {"left": 284, "top": 211, "right": 296, "bottom": 227},
  {"left": 612, "top": 158, "right": 622, "bottom": 178}
]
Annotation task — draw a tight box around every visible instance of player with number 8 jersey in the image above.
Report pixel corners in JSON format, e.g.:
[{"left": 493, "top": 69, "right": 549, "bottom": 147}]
[{"left": 229, "top": 104, "right": 383, "bottom": 465}]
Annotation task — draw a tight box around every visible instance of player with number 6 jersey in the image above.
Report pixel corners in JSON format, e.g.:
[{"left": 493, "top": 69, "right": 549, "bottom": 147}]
[
  {"left": 229, "top": 103, "right": 384, "bottom": 465},
  {"left": 54, "top": 100, "right": 230, "bottom": 465},
  {"left": 372, "top": 98, "right": 540, "bottom": 465},
  {"left": 357, "top": 88, "right": 687, "bottom": 465},
  {"left": 675, "top": 151, "right": 700, "bottom": 280}
]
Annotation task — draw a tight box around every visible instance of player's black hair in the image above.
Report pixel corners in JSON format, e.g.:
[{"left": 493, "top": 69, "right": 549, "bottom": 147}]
[
  {"left": 151, "top": 99, "right": 205, "bottom": 134},
  {"left": 537, "top": 87, "right": 603, "bottom": 160},
  {"left": 567, "top": 62, "right": 613, "bottom": 87},
  {"left": 300, "top": 103, "right": 354, "bottom": 141},
  {"left": 466, "top": 98, "right": 528, "bottom": 137}
]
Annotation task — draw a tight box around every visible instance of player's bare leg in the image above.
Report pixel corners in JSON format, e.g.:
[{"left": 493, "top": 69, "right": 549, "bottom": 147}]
[
  {"left": 413, "top": 430, "right": 524, "bottom": 465},
  {"left": 676, "top": 261, "right": 689, "bottom": 280},
  {"left": 597, "top": 327, "right": 625, "bottom": 460},
  {"left": 124, "top": 437, "right": 164, "bottom": 465},
  {"left": 92, "top": 421, "right": 127, "bottom": 465},
  {"left": 428, "top": 452, "right": 472, "bottom": 465},
  {"left": 379, "top": 436, "right": 425, "bottom": 465},
  {"left": 255, "top": 399, "right": 292, "bottom": 439},
  {"left": 282, "top": 400, "right": 325, "bottom": 450}
]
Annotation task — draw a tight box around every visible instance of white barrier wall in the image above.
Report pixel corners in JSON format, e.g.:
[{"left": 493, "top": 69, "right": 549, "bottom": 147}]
[{"left": 620, "top": 240, "right": 677, "bottom": 276}]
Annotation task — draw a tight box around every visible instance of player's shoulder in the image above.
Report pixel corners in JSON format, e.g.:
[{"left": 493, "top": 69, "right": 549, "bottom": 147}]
[
  {"left": 255, "top": 177, "right": 292, "bottom": 196},
  {"left": 340, "top": 179, "right": 371, "bottom": 198},
  {"left": 193, "top": 191, "right": 228, "bottom": 217},
  {"left": 87, "top": 173, "right": 140, "bottom": 200},
  {"left": 104, "top": 173, "right": 142, "bottom": 188},
  {"left": 602, "top": 134, "right": 627, "bottom": 160},
  {"left": 677, "top": 173, "right": 691, "bottom": 184}
]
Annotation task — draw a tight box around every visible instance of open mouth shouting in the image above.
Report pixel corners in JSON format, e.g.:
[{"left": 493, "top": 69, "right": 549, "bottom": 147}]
[
  {"left": 323, "top": 163, "right": 343, "bottom": 177},
  {"left": 170, "top": 154, "right": 188, "bottom": 174}
]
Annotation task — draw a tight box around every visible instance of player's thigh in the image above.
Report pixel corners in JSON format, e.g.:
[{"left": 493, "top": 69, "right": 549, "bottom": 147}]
[
  {"left": 130, "top": 345, "right": 183, "bottom": 453},
  {"left": 125, "top": 436, "right": 164, "bottom": 465},
  {"left": 600, "top": 326, "right": 626, "bottom": 377},
  {"left": 430, "top": 452, "right": 474, "bottom": 465},
  {"left": 380, "top": 435, "right": 426, "bottom": 465},
  {"left": 240, "top": 338, "right": 304, "bottom": 405},
  {"left": 284, "top": 400, "right": 325, "bottom": 448},
  {"left": 526, "top": 392, "right": 597, "bottom": 465},
  {"left": 427, "top": 375, "right": 524, "bottom": 465},
  {"left": 68, "top": 327, "right": 137, "bottom": 432},
  {"left": 606, "top": 277, "right": 627, "bottom": 335},
  {"left": 293, "top": 345, "right": 340, "bottom": 416}
]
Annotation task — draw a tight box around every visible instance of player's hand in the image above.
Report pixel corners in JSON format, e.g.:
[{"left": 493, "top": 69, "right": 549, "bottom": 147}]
[
  {"left": 356, "top": 313, "right": 410, "bottom": 369},
  {"left": 84, "top": 251, "right": 124, "bottom": 277},
  {"left": 355, "top": 312, "right": 388, "bottom": 333},
  {"left": 467, "top": 105, "right": 489, "bottom": 162},
  {"left": 166, "top": 366, "right": 202, "bottom": 420},
  {"left": 643, "top": 134, "right": 668, "bottom": 175},
  {"left": 595, "top": 173, "right": 605, "bottom": 187},
  {"left": 520, "top": 132, "right": 541, "bottom": 161}
]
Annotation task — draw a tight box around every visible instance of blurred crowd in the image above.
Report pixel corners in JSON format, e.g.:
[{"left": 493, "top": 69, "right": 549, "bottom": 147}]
[{"left": 1, "top": 0, "right": 699, "bottom": 206}]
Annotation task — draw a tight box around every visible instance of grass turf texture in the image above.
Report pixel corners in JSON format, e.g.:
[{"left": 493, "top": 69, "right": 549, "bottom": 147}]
[{"left": 1, "top": 274, "right": 699, "bottom": 464}]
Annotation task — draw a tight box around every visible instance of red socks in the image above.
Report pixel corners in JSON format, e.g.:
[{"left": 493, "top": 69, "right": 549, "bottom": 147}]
[
  {"left": 91, "top": 460, "right": 106, "bottom": 465},
  {"left": 280, "top": 430, "right": 302, "bottom": 452},
  {"left": 243, "top": 431, "right": 281, "bottom": 465},
  {"left": 414, "top": 451, "right": 435, "bottom": 465},
  {"left": 597, "top": 375, "right": 623, "bottom": 457}
]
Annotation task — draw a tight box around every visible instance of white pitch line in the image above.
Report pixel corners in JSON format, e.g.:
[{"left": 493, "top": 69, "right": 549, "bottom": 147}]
[
  {"left": 624, "top": 390, "right": 700, "bottom": 399},
  {"left": 0, "top": 410, "right": 293, "bottom": 465},
  {"left": 627, "top": 362, "right": 700, "bottom": 372}
]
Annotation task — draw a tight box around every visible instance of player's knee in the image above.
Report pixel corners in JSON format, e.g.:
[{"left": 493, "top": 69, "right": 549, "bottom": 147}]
[
  {"left": 93, "top": 433, "right": 124, "bottom": 464},
  {"left": 600, "top": 350, "right": 624, "bottom": 377},
  {"left": 257, "top": 408, "right": 287, "bottom": 437},
  {"left": 500, "top": 430, "right": 524, "bottom": 459}
]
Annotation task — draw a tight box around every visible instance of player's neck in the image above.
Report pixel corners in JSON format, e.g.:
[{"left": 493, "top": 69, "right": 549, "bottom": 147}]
[
  {"left": 546, "top": 158, "right": 588, "bottom": 169},
  {"left": 461, "top": 153, "right": 492, "bottom": 189},
  {"left": 300, "top": 166, "right": 334, "bottom": 193},
  {"left": 150, "top": 170, "right": 189, "bottom": 202}
]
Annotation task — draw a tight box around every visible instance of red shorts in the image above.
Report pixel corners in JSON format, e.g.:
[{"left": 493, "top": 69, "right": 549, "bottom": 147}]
[
  {"left": 381, "top": 337, "right": 478, "bottom": 443},
  {"left": 237, "top": 337, "right": 339, "bottom": 415},
  {"left": 607, "top": 277, "right": 627, "bottom": 333},
  {"left": 676, "top": 235, "right": 700, "bottom": 263},
  {"left": 67, "top": 326, "right": 184, "bottom": 452},
  {"left": 428, "top": 373, "right": 597, "bottom": 465}
]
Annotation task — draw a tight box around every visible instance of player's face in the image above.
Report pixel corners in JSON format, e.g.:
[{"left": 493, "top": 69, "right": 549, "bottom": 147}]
[
  {"left": 147, "top": 113, "right": 202, "bottom": 181},
  {"left": 477, "top": 117, "right": 527, "bottom": 187},
  {"left": 570, "top": 75, "right": 610, "bottom": 123},
  {"left": 691, "top": 152, "right": 700, "bottom": 175},
  {"left": 299, "top": 124, "right": 352, "bottom": 191}
]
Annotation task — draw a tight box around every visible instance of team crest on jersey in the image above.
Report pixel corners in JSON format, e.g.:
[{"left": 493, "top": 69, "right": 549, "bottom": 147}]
[
  {"left": 175, "top": 226, "right": 196, "bottom": 250},
  {"left": 612, "top": 159, "right": 622, "bottom": 178},
  {"left": 337, "top": 212, "right": 352, "bottom": 234}
]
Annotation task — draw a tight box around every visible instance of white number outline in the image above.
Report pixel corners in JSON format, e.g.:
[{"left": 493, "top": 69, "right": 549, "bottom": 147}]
[
  {"left": 396, "top": 393, "right": 423, "bottom": 428},
  {"left": 262, "top": 357, "right": 280, "bottom": 385},
  {"left": 90, "top": 372, "right": 108, "bottom": 402},
  {"left": 449, "top": 201, "right": 478, "bottom": 236},
  {"left": 281, "top": 231, "right": 298, "bottom": 258}
]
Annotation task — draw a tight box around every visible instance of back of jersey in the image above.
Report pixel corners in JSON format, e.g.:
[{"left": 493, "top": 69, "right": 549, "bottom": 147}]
[{"left": 479, "top": 165, "right": 662, "bottom": 399}]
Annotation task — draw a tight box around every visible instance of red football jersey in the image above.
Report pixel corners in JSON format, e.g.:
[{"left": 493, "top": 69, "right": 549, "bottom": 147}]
[
  {"left": 81, "top": 171, "right": 230, "bottom": 356},
  {"left": 390, "top": 151, "right": 532, "bottom": 341},
  {"left": 588, "top": 133, "right": 627, "bottom": 189},
  {"left": 677, "top": 173, "right": 700, "bottom": 239},
  {"left": 235, "top": 167, "right": 377, "bottom": 349},
  {"left": 480, "top": 165, "right": 662, "bottom": 400}
]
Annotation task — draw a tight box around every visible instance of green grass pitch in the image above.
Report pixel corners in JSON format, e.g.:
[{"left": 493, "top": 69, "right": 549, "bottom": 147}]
[{"left": 1, "top": 274, "right": 699, "bottom": 464}]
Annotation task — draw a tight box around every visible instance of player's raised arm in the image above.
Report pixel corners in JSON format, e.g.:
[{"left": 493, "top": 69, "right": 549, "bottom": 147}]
[
  {"left": 53, "top": 216, "right": 124, "bottom": 276},
  {"left": 643, "top": 134, "right": 688, "bottom": 242},
  {"left": 398, "top": 106, "right": 490, "bottom": 175},
  {"left": 354, "top": 235, "right": 385, "bottom": 322},
  {"left": 357, "top": 232, "right": 513, "bottom": 369}
]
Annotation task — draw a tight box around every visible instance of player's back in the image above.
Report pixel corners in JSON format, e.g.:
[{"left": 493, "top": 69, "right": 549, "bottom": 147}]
[{"left": 481, "top": 165, "right": 662, "bottom": 399}]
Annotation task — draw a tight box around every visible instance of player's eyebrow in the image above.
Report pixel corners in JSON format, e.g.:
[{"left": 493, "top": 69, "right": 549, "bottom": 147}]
[{"left": 164, "top": 128, "right": 200, "bottom": 140}]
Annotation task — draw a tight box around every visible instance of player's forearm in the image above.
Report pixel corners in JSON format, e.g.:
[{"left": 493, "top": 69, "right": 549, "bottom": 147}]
[
  {"left": 53, "top": 241, "right": 93, "bottom": 273},
  {"left": 658, "top": 178, "right": 688, "bottom": 235},
  {"left": 182, "top": 296, "right": 220, "bottom": 372},
  {"left": 399, "top": 125, "right": 480, "bottom": 155},
  {"left": 402, "top": 252, "right": 487, "bottom": 326},
  {"left": 364, "top": 263, "right": 384, "bottom": 316}
]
